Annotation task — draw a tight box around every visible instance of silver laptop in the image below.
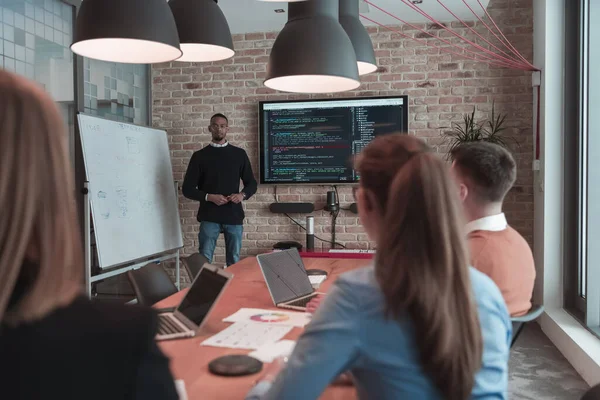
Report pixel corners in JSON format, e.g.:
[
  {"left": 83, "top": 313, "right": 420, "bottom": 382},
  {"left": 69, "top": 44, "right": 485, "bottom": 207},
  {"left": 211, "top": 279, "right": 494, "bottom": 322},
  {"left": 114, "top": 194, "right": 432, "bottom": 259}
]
[
  {"left": 156, "top": 264, "right": 232, "bottom": 341},
  {"left": 257, "top": 248, "right": 322, "bottom": 311}
]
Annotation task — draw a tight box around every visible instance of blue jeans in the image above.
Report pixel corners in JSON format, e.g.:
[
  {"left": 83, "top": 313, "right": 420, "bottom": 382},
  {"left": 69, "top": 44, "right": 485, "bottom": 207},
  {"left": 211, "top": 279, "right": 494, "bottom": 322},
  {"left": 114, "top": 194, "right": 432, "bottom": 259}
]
[{"left": 198, "top": 222, "right": 243, "bottom": 267}]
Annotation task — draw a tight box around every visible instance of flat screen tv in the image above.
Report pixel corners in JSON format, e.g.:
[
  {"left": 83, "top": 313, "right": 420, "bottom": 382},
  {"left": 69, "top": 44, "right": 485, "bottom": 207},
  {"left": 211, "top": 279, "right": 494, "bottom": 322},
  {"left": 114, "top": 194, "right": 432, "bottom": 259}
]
[{"left": 259, "top": 96, "right": 409, "bottom": 185}]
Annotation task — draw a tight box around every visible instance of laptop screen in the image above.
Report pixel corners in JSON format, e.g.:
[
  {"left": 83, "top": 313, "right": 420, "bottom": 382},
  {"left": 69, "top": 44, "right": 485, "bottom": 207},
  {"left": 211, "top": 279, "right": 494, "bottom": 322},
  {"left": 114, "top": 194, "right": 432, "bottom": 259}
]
[
  {"left": 258, "top": 248, "right": 314, "bottom": 304},
  {"left": 177, "top": 267, "right": 228, "bottom": 326}
]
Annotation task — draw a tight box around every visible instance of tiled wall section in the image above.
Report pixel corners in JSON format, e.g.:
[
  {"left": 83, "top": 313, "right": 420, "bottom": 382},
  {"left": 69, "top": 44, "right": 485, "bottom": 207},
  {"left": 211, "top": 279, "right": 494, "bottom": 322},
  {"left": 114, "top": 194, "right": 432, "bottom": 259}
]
[
  {"left": 0, "top": 0, "right": 72, "bottom": 85},
  {"left": 84, "top": 59, "right": 149, "bottom": 125},
  {"left": 152, "top": 0, "right": 534, "bottom": 265}
]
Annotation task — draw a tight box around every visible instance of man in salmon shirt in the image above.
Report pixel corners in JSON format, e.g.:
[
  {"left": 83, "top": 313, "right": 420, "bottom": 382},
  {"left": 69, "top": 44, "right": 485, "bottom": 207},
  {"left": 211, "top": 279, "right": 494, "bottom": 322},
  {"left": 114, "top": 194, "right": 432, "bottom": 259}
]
[{"left": 450, "top": 142, "right": 535, "bottom": 316}]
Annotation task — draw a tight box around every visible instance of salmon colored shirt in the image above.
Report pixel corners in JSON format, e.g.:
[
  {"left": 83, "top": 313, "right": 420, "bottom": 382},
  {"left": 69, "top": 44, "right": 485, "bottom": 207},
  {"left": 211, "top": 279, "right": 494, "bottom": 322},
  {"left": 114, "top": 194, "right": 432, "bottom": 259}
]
[{"left": 467, "top": 213, "right": 536, "bottom": 317}]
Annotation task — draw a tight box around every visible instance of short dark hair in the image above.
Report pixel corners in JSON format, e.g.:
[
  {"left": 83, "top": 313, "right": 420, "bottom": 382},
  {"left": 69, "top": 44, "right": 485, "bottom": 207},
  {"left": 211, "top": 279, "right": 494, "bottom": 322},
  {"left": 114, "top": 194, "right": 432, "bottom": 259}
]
[
  {"left": 210, "top": 113, "right": 228, "bottom": 123},
  {"left": 451, "top": 142, "right": 516, "bottom": 203}
]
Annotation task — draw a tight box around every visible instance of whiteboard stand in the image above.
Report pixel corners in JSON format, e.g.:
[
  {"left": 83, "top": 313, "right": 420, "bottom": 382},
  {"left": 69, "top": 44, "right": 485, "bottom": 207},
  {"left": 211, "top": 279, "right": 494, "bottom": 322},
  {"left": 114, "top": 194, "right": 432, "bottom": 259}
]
[
  {"left": 83, "top": 181, "right": 181, "bottom": 298},
  {"left": 77, "top": 115, "right": 184, "bottom": 298},
  {"left": 83, "top": 182, "right": 91, "bottom": 298}
]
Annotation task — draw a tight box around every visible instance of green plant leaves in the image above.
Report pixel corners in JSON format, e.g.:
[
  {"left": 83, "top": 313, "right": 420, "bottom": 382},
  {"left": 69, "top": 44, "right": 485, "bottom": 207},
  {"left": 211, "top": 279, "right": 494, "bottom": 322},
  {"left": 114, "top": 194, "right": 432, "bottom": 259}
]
[{"left": 442, "top": 101, "right": 518, "bottom": 159}]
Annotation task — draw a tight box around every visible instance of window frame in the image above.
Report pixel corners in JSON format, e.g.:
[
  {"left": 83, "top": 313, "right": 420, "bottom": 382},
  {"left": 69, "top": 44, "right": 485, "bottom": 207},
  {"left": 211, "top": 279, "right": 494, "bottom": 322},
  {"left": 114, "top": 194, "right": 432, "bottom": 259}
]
[
  {"left": 564, "top": 0, "right": 600, "bottom": 336},
  {"left": 563, "top": 0, "right": 585, "bottom": 318},
  {"left": 585, "top": 0, "right": 600, "bottom": 333}
]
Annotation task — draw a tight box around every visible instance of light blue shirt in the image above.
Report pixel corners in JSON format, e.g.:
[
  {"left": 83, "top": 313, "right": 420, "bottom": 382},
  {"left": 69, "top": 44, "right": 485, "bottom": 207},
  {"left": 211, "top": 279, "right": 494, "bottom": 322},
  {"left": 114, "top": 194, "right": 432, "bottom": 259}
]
[{"left": 246, "top": 265, "right": 511, "bottom": 400}]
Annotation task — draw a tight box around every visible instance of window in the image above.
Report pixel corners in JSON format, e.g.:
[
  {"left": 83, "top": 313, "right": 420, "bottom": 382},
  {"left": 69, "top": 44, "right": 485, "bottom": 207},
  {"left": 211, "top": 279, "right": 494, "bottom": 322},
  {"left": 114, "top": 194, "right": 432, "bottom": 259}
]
[
  {"left": 0, "top": 0, "right": 76, "bottom": 159},
  {"left": 564, "top": 0, "right": 600, "bottom": 335},
  {"left": 84, "top": 59, "right": 149, "bottom": 125},
  {"left": 585, "top": 0, "right": 600, "bottom": 332}
]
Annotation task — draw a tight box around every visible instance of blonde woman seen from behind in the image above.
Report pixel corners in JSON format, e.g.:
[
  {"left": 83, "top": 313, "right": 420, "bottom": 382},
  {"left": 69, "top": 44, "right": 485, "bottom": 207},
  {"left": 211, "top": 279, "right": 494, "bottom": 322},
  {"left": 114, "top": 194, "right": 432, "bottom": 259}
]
[
  {"left": 246, "top": 134, "right": 511, "bottom": 400},
  {"left": 0, "top": 70, "right": 178, "bottom": 400}
]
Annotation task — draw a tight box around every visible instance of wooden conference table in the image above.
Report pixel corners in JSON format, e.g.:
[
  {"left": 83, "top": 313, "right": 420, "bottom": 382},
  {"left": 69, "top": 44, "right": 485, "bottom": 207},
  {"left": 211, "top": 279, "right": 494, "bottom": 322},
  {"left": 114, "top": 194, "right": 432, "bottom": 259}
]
[{"left": 156, "top": 256, "right": 370, "bottom": 400}]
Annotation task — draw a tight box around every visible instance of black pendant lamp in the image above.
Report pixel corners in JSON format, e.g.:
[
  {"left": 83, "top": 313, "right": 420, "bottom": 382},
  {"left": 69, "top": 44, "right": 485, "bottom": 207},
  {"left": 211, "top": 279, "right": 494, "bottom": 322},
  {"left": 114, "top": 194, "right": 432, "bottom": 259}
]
[
  {"left": 71, "top": 0, "right": 182, "bottom": 64},
  {"left": 169, "top": 0, "right": 235, "bottom": 62},
  {"left": 339, "top": 0, "right": 377, "bottom": 75},
  {"left": 265, "top": 0, "right": 360, "bottom": 93}
]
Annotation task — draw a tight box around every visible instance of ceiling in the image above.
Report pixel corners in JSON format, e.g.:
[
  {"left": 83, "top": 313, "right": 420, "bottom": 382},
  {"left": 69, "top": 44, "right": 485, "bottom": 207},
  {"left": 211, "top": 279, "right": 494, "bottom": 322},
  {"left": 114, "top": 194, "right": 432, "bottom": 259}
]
[{"left": 218, "top": 0, "right": 492, "bottom": 35}]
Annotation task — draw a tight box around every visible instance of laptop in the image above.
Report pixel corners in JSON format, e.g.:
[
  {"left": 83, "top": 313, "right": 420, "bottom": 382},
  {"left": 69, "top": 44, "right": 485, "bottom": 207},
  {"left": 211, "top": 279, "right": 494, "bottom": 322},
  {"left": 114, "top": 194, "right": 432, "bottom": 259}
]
[
  {"left": 156, "top": 264, "right": 232, "bottom": 341},
  {"left": 257, "top": 248, "right": 323, "bottom": 311}
]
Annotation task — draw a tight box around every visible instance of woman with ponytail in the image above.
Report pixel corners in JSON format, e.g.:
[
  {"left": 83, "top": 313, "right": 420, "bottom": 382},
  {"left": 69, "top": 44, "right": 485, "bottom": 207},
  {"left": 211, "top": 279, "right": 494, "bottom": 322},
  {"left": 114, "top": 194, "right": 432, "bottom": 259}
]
[{"left": 246, "top": 134, "right": 511, "bottom": 400}]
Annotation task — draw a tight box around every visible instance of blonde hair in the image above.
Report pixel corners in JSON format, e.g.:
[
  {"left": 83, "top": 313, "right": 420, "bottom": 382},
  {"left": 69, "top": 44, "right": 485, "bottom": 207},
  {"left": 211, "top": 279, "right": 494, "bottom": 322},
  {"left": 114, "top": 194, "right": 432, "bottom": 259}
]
[{"left": 0, "top": 71, "right": 82, "bottom": 325}]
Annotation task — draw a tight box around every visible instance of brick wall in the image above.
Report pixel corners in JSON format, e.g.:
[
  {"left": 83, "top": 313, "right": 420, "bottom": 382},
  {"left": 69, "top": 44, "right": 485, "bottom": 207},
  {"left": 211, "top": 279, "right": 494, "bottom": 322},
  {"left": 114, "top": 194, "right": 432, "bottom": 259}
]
[{"left": 152, "top": 0, "right": 534, "bottom": 265}]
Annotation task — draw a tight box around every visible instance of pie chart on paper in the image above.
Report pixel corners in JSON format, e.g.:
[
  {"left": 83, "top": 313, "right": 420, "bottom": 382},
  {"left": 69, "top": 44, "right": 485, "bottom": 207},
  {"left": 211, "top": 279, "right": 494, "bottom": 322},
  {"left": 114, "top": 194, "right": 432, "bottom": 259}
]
[{"left": 250, "top": 313, "right": 291, "bottom": 323}]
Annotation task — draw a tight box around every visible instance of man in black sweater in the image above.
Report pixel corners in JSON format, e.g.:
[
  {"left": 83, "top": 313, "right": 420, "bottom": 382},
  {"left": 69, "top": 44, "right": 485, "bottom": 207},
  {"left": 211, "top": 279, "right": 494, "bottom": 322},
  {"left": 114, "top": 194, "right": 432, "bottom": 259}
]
[{"left": 182, "top": 113, "right": 257, "bottom": 267}]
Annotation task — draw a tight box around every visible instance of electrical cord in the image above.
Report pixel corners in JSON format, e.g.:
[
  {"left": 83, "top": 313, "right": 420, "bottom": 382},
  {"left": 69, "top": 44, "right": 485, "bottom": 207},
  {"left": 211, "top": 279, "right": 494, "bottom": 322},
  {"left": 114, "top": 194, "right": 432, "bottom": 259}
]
[
  {"left": 331, "top": 209, "right": 341, "bottom": 250},
  {"left": 331, "top": 186, "right": 342, "bottom": 249},
  {"left": 274, "top": 185, "right": 346, "bottom": 248},
  {"left": 284, "top": 213, "right": 346, "bottom": 249}
]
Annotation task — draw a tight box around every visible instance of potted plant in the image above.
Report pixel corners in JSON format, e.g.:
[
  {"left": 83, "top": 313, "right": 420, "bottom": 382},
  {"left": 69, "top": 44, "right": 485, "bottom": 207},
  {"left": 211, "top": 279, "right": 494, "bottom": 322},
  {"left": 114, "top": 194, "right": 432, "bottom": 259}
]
[{"left": 442, "top": 102, "right": 517, "bottom": 158}]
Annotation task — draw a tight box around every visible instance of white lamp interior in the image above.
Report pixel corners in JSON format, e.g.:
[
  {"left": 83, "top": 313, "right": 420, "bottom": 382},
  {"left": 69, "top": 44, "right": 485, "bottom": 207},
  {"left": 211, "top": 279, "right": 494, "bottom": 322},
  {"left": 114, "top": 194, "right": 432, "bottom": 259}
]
[
  {"left": 264, "top": 75, "right": 361, "bottom": 94},
  {"left": 177, "top": 43, "right": 235, "bottom": 62},
  {"left": 71, "top": 39, "right": 182, "bottom": 64},
  {"left": 358, "top": 61, "right": 378, "bottom": 75}
]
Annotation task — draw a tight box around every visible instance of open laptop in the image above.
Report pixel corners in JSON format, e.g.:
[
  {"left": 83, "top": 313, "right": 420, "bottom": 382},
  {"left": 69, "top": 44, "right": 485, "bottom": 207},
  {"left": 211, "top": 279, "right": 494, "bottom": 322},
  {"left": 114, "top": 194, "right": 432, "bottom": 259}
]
[
  {"left": 257, "top": 248, "right": 322, "bottom": 311},
  {"left": 156, "top": 264, "right": 232, "bottom": 341}
]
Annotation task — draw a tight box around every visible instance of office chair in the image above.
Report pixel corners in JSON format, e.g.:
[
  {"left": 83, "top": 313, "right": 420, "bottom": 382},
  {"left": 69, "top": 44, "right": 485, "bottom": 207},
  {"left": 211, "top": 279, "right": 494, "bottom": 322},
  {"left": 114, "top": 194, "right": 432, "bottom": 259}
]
[
  {"left": 181, "top": 252, "right": 209, "bottom": 281},
  {"left": 511, "top": 304, "right": 544, "bottom": 348},
  {"left": 581, "top": 383, "right": 600, "bottom": 400},
  {"left": 127, "top": 264, "right": 178, "bottom": 306}
]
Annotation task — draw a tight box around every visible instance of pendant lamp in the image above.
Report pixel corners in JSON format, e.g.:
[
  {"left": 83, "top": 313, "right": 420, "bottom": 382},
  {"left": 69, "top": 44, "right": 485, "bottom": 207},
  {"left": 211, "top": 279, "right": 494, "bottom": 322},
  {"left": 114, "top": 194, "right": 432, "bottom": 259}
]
[
  {"left": 339, "top": 0, "right": 377, "bottom": 75},
  {"left": 71, "top": 0, "right": 182, "bottom": 64},
  {"left": 169, "top": 0, "right": 235, "bottom": 62},
  {"left": 264, "top": 0, "right": 360, "bottom": 93}
]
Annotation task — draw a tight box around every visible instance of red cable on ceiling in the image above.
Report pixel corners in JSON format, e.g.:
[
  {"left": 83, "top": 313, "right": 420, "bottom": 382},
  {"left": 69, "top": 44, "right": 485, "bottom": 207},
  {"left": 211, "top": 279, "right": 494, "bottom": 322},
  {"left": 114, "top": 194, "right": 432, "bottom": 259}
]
[
  {"left": 360, "top": 14, "right": 529, "bottom": 70},
  {"left": 435, "top": 0, "right": 525, "bottom": 65},
  {"left": 391, "top": 0, "right": 533, "bottom": 69},
  {"left": 475, "top": 0, "right": 538, "bottom": 70},
  {"left": 362, "top": 2, "right": 532, "bottom": 70},
  {"left": 463, "top": 0, "right": 539, "bottom": 70}
]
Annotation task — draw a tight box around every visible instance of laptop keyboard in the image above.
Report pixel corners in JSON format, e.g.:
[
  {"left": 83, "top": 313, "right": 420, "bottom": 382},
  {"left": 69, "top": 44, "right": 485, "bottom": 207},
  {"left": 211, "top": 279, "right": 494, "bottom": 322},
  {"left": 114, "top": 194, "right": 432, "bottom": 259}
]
[
  {"left": 158, "top": 314, "right": 186, "bottom": 335},
  {"left": 287, "top": 293, "right": 319, "bottom": 308}
]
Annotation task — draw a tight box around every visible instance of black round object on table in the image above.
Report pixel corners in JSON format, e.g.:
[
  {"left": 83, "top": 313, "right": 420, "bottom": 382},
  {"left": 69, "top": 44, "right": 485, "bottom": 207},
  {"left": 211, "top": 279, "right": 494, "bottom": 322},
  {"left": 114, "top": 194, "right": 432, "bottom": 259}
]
[{"left": 208, "top": 355, "right": 263, "bottom": 377}]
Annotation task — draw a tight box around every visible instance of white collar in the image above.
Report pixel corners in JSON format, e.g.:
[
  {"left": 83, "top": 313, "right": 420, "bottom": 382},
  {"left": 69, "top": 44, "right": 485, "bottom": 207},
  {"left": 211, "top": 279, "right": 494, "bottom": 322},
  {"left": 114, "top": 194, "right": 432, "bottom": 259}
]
[
  {"left": 465, "top": 213, "right": 507, "bottom": 234},
  {"left": 210, "top": 141, "right": 229, "bottom": 148}
]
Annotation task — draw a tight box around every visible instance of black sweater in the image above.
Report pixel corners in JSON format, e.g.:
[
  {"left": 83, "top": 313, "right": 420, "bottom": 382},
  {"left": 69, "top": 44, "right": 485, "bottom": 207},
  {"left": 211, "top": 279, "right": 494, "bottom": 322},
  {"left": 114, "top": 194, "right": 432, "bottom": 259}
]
[
  {"left": 182, "top": 144, "right": 257, "bottom": 225},
  {"left": 0, "top": 296, "right": 177, "bottom": 400}
]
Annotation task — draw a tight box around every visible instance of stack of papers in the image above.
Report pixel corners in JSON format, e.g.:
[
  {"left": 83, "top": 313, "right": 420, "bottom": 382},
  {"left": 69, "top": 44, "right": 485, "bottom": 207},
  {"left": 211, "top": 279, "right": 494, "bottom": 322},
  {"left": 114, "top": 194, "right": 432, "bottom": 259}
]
[
  {"left": 201, "top": 322, "right": 292, "bottom": 350},
  {"left": 201, "top": 308, "right": 309, "bottom": 353}
]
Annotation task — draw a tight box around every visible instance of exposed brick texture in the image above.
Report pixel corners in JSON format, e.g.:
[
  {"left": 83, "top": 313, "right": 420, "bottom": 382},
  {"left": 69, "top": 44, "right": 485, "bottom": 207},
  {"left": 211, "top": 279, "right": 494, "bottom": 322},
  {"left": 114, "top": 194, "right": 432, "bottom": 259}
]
[{"left": 152, "top": 0, "right": 534, "bottom": 265}]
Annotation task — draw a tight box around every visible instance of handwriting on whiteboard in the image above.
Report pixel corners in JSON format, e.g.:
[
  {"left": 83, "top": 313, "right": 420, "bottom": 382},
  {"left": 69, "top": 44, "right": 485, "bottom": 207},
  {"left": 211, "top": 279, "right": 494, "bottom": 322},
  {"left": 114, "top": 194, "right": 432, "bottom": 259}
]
[{"left": 78, "top": 114, "right": 183, "bottom": 269}]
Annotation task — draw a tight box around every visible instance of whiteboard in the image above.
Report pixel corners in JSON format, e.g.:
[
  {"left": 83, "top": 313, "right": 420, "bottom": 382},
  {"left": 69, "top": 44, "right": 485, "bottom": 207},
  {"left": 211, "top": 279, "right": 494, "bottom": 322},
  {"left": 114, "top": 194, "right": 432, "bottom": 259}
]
[{"left": 78, "top": 114, "right": 183, "bottom": 269}]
